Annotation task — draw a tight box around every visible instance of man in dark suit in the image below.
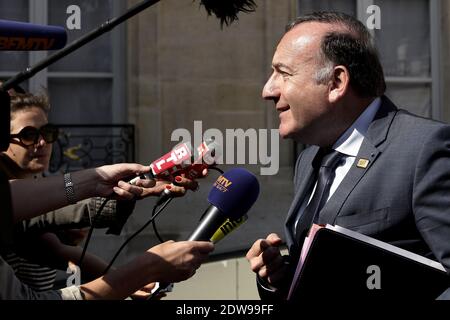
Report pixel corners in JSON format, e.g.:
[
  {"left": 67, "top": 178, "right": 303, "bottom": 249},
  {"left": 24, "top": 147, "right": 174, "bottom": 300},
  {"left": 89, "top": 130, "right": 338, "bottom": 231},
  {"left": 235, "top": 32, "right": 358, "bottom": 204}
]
[{"left": 246, "top": 11, "right": 450, "bottom": 300}]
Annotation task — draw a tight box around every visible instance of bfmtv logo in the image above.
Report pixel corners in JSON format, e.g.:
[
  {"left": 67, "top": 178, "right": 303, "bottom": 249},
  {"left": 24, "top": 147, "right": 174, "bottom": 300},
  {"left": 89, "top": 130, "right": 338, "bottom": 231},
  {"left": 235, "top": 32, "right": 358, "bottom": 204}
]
[{"left": 213, "top": 175, "right": 233, "bottom": 193}]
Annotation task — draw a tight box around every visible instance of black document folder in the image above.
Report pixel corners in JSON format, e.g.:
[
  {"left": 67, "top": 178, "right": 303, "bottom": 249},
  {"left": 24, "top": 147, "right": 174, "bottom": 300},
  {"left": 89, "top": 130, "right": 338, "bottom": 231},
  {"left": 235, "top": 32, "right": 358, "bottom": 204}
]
[{"left": 288, "top": 224, "right": 450, "bottom": 300}]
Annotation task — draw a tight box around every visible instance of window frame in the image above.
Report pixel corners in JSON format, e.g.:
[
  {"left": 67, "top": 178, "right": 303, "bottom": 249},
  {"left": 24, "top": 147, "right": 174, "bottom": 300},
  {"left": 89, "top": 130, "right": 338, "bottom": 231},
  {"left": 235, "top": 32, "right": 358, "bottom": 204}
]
[{"left": 297, "top": 0, "right": 443, "bottom": 121}]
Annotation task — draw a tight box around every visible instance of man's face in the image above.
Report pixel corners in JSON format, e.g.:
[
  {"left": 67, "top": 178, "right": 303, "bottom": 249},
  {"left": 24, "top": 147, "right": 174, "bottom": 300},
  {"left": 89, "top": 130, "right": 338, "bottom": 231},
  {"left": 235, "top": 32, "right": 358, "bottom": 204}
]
[
  {"left": 263, "top": 22, "right": 337, "bottom": 144},
  {"left": 6, "top": 106, "right": 53, "bottom": 174}
]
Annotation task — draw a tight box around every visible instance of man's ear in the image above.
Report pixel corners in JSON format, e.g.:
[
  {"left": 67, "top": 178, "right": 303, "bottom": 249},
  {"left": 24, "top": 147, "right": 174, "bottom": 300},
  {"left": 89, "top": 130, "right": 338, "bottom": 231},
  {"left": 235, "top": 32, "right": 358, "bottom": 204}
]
[{"left": 328, "top": 65, "right": 350, "bottom": 103}]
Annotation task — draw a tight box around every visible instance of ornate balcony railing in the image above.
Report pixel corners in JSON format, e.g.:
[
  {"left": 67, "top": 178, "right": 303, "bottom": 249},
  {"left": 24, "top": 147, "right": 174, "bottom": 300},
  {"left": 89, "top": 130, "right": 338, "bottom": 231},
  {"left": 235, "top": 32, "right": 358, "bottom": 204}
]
[{"left": 49, "top": 124, "right": 135, "bottom": 174}]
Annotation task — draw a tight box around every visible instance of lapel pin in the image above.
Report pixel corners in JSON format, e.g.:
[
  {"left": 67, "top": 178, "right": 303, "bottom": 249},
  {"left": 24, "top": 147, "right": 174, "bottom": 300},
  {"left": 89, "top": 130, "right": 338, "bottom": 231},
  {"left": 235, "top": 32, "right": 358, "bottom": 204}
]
[{"left": 357, "top": 158, "right": 370, "bottom": 169}]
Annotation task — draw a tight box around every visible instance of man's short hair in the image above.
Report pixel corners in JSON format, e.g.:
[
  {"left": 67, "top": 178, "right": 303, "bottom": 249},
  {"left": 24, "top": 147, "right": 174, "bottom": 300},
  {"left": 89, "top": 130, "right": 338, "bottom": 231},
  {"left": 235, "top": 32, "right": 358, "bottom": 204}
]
[{"left": 287, "top": 11, "right": 386, "bottom": 98}]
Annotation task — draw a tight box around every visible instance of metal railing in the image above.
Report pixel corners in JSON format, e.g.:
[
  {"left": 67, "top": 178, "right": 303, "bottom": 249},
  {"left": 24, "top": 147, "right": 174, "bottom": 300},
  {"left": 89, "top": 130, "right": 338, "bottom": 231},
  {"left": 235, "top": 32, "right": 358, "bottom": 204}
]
[{"left": 49, "top": 124, "right": 135, "bottom": 174}]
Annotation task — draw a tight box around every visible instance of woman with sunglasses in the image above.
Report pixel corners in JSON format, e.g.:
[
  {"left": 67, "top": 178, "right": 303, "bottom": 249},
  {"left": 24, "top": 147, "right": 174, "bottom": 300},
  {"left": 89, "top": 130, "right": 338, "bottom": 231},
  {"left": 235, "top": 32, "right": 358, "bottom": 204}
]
[
  {"left": 0, "top": 90, "right": 206, "bottom": 299},
  {"left": 4, "top": 92, "right": 57, "bottom": 178},
  {"left": 1, "top": 91, "right": 132, "bottom": 294}
]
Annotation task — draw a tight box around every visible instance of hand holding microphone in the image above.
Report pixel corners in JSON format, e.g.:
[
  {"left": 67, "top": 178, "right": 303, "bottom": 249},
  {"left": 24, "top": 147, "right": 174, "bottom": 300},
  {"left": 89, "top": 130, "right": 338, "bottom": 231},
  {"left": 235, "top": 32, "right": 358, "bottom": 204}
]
[
  {"left": 146, "top": 240, "right": 215, "bottom": 283},
  {"left": 130, "top": 139, "right": 219, "bottom": 182},
  {"left": 149, "top": 168, "right": 260, "bottom": 299},
  {"left": 128, "top": 140, "right": 219, "bottom": 202},
  {"left": 100, "top": 141, "right": 220, "bottom": 277}
]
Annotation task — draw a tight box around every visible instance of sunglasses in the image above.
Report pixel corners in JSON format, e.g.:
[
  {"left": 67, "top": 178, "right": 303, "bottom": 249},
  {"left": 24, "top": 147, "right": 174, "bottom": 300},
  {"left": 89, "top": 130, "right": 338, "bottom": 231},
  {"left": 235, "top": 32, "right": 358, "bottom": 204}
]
[{"left": 10, "top": 124, "right": 59, "bottom": 146}]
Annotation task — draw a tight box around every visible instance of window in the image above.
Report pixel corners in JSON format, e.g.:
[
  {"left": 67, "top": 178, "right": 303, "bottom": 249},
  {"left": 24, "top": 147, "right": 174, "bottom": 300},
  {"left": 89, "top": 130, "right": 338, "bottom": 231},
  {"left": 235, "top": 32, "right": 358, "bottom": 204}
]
[
  {"left": 297, "top": 0, "right": 441, "bottom": 120},
  {"left": 0, "top": 0, "right": 126, "bottom": 124}
]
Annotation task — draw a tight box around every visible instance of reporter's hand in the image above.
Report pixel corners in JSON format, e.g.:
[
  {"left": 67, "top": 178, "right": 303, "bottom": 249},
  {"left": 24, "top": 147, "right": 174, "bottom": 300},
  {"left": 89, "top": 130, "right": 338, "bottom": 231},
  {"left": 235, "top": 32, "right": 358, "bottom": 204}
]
[
  {"left": 130, "top": 283, "right": 166, "bottom": 300},
  {"left": 127, "top": 169, "right": 209, "bottom": 198},
  {"left": 147, "top": 240, "right": 214, "bottom": 283},
  {"left": 79, "top": 240, "right": 213, "bottom": 300},
  {"left": 246, "top": 233, "right": 286, "bottom": 286},
  {"left": 93, "top": 163, "right": 152, "bottom": 199}
]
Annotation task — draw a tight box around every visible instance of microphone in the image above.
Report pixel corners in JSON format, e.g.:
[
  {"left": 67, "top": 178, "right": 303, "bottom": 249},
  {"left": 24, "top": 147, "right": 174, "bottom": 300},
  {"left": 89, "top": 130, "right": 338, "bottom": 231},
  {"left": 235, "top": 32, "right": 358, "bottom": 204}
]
[
  {"left": 129, "top": 139, "right": 220, "bottom": 205},
  {"left": 0, "top": 19, "right": 67, "bottom": 51},
  {"left": 148, "top": 168, "right": 259, "bottom": 299},
  {"left": 188, "top": 168, "right": 260, "bottom": 241},
  {"left": 130, "top": 139, "right": 220, "bottom": 184}
]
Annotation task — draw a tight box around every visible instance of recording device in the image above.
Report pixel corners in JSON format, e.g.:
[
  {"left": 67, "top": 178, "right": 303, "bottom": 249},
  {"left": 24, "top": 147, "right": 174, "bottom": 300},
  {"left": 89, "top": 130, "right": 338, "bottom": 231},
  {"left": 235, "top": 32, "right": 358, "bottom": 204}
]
[
  {"left": 0, "top": 19, "right": 67, "bottom": 51},
  {"left": 188, "top": 168, "right": 259, "bottom": 241}
]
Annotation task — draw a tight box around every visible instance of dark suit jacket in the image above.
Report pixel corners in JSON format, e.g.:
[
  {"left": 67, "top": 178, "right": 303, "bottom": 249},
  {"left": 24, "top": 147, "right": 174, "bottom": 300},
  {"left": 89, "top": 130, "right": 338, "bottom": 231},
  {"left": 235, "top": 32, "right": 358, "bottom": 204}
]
[{"left": 258, "top": 96, "right": 450, "bottom": 300}]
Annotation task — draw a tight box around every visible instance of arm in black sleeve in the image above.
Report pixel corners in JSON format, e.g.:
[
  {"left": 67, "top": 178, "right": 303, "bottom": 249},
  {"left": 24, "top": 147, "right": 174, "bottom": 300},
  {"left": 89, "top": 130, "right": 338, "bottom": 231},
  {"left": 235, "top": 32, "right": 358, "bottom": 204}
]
[
  {"left": 413, "top": 125, "right": 450, "bottom": 298},
  {"left": 17, "top": 197, "right": 136, "bottom": 235}
]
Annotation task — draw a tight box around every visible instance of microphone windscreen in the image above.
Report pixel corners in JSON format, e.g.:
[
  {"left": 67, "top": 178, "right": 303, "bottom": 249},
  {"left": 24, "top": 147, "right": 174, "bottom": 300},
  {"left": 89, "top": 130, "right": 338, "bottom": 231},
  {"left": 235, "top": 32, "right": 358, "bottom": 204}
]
[
  {"left": 198, "top": 0, "right": 257, "bottom": 26},
  {"left": 0, "top": 19, "right": 67, "bottom": 51},
  {"left": 208, "top": 168, "right": 259, "bottom": 220}
]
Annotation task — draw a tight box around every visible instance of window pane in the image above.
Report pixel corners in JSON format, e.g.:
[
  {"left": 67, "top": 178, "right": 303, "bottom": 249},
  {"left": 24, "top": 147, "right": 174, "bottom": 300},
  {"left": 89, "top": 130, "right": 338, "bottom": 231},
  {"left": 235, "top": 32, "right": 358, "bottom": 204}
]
[
  {"left": 48, "top": 78, "right": 112, "bottom": 124},
  {"left": 0, "top": 0, "right": 29, "bottom": 71},
  {"left": 385, "top": 84, "right": 431, "bottom": 117},
  {"left": 0, "top": 0, "right": 28, "bottom": 20},
  {"left": 48, "top": 0, "right": 113, "bottom": 72},
  {"left": 298, "top": 0, "right": 356, "bottom": 15},
  {"left": 375, "top": 0, "right": 430, "bottom": 77}
]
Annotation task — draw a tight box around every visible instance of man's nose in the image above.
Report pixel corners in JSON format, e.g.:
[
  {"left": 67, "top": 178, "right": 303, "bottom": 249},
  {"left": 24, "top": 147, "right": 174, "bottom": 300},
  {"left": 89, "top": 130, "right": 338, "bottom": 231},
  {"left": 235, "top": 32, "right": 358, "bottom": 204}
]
[{"left": 262, "top": 74, "right": 280, "bottom": 100}]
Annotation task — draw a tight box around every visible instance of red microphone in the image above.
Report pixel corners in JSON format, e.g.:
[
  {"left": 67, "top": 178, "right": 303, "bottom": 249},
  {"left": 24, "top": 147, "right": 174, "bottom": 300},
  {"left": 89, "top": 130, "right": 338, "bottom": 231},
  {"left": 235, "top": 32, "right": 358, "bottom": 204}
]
[
  {"left": 130, "top": 139, "right": 220, "bottom": 184},
  {"left": 150, "top": 142, "right": 194, "bottom": 178}
]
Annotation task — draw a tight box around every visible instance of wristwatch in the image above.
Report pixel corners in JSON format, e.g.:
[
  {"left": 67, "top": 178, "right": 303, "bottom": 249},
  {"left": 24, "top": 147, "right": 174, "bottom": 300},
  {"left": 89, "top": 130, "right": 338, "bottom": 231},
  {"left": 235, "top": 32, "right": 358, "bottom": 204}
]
[{"left": 64, "top": 173, "right": 77, "bottom": 204}]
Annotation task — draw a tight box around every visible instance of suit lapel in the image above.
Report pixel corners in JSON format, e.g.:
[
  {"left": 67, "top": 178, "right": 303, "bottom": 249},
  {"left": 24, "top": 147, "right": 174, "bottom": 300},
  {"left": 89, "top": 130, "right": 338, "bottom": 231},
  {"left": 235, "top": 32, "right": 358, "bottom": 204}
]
[
  {"left": 318, "top": 140, "right": 379, "bottom": 224},
  {"left": 318, "top": 96, "right": 398, "bottom": 225}
]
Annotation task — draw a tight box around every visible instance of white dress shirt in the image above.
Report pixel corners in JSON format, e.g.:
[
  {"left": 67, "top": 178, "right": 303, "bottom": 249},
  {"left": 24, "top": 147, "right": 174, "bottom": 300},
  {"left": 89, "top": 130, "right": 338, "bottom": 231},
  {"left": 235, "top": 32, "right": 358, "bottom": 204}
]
[{"left": 328, "top": 97, "right": 381, "bottom": 199}]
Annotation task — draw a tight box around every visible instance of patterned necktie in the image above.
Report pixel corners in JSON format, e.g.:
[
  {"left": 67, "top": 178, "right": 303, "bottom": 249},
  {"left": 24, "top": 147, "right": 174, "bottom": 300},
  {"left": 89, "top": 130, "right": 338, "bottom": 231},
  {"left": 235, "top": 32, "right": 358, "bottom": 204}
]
[{"left": 294, "top": 148, "right": 344, "bottom": 246}]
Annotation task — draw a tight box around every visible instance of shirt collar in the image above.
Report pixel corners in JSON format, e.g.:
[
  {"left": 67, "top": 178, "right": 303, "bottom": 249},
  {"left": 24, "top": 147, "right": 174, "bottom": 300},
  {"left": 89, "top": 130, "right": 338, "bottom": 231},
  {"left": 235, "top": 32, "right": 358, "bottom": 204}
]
[{"left": 333, "top": 97, "right": 381, "bottom": 157}]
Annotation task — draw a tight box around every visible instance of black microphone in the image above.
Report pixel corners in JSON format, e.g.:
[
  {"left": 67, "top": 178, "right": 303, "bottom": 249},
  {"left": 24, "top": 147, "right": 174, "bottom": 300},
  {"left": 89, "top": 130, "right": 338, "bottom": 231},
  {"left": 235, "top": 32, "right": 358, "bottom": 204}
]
[{"left": 188, "top": 167, "right": 260, "bottom": 241}]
